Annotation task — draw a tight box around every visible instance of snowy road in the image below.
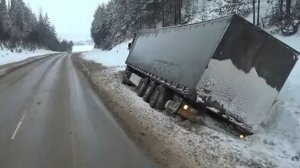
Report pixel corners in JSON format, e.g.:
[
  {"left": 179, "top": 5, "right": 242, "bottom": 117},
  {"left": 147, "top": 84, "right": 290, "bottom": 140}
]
[{"left": 0, "top": 53, "right": 157, "bottom": 168}]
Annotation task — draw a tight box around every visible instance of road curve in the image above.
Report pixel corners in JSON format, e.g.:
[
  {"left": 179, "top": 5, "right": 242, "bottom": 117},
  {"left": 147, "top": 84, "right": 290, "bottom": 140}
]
[{"left": 0, "top": 54, "right": 157, "bottom": 168}]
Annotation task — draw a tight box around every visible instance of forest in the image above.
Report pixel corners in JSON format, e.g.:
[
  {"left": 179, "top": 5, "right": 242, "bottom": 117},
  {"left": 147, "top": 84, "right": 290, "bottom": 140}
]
[
  {"left": 91, "top": 0, "right": 300, "bottom": 50},
  {"left": 0, "top": 0, "right": 73, "bottom": 52}
]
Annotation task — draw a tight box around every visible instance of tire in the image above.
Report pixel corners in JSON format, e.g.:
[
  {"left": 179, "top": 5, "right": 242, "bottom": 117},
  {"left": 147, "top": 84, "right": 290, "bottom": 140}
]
[
  {"left": 143, "top": 81, "right": 156, "bottom": 103},
  {"left": 122, "top": 69, "right": 132, "bottom": 85},
  {"left": 122, "top": 74, "right": 130, "bottom": 85},
  {"left": 136, "top": 78, "right": 143, "bottom": 91},
  {"left": 137, "top": 78, "right": 149, "bottom": 97},
  {"left": 149, "top": 85, "right": 172, "bottom": 110}
]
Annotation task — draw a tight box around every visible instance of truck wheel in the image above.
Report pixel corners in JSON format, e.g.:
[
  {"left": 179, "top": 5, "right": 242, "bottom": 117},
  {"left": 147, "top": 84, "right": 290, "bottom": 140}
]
[
  {"left": 149, "top": 85, "right": 172, "bottom": 110},
  {"left": 136, "top": 78, "right": 143, "bottom": 91},
  {"left": 137, "top": 78, "right": 149, "bottom": 97},
  {"left": 122, "top": 68, "right": 132, "bottom": 85},
  {"left": 143, "top": 81, "right": 156, "bottom": 103}
]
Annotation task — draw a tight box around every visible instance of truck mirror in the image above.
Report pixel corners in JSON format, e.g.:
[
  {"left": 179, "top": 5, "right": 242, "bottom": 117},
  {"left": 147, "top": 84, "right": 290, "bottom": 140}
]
[{"left": 128, "top": 43, "right": 132, "bottom": 50}]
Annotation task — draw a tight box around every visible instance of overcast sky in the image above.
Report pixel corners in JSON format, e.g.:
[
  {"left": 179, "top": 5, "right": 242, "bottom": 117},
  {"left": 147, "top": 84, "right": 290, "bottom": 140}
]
[{"left": 24, "top": 0, "right": 110, "bottom": 41}]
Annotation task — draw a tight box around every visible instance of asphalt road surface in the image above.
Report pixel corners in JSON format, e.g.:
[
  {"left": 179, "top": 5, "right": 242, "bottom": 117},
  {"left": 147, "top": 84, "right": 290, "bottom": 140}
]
[{"left": 0, "top": 54, "right": 157, "bottom": 168}]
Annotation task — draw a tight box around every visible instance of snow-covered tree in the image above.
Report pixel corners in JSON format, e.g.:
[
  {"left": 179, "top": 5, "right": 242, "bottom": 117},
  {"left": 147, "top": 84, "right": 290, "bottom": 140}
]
[
  {"left": 91, "top": 4, "right": 109, "bottom": 48},
  {"left": 91, "top": 0, "right": 186, "bottom": 49},
  {"left": 183, "top": 0, "right": 193, "bottom": 23},
  {"left": 0, "top": 0, "right": 71, "bottom": 51},
  {"left": 0, "top": 0, "right": 12, "bottom": 40}
]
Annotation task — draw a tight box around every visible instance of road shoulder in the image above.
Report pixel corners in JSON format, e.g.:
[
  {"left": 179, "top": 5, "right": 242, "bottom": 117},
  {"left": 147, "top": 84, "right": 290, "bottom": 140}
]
[
  {"left": 0, "top": 53, "right": 58, "bottom": 78},
  {"left": 72, "top": 54, "right": 299, "bottom": 168}
]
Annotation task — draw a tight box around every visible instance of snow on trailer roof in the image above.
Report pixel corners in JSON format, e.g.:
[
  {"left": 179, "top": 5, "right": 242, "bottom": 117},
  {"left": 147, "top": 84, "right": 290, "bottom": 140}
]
[
  {"left": 139, "top": 15, "right": 233, "bottom": 32},
  {"left": 127, "top": 15, "right": 232, "bottom": 89},
  {"left": 197, "top": 15, "right": 299, "bottom": 133},
  {"left": 139, "top": 14, "right": 300, "bottom": 55}
]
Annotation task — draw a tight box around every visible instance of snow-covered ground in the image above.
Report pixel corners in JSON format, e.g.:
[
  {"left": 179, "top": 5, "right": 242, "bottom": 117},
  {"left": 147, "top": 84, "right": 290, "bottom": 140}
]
[
  {"left": 72, "top": 45, "right": 94, "bottom": 52},
  {"left": 79, "top": 31, "right": 300, "bottom": 165},
  {"left": 0, "top": 48, "right": 56, "bottom": 66},
  {"left": 75, "top": 58, "right": 300, "bottom": 167},
  {"left": 81, "top": 40, "right": 130, "bottom": 70}
]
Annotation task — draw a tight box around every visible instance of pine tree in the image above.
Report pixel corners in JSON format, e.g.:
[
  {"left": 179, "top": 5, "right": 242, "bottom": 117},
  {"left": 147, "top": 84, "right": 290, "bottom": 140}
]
[
  {"left": 90, "top": 0, "right": 185, "bottom": 49},
  {"left": 1, "top": 0, "right": 70, "bottom": 51},
  {"left": 0, "top": 0, "right": 12, "bottom": 40},
  {"left": 91, "top": 4, "right": 109, "bottom": 48},
  {"left": 9, "top": 0, "right": 30, "bottom": 40}
]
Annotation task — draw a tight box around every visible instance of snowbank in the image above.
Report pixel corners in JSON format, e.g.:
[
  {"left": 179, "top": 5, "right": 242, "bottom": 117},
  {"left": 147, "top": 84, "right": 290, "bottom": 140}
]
[
  {"left": 81, "top": 40, "right": 130, "bottom": 69},
  {"left": 72, "top": 45, "right": 94, "bottom": 52},
  {"left": 0, "top": 48, "right": 56, "bottom": 66},
  {"left": 75, "top": 59, "right": 299, "bottom": 167},
  {"left": 274, "top": 34, "right": 300, "bottom": 52}
]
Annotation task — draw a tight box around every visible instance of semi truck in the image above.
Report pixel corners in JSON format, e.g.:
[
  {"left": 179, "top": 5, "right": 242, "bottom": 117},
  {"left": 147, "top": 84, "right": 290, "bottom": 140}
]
[{"left": 122, "top": 14, "right": 299, "bottom": 135}]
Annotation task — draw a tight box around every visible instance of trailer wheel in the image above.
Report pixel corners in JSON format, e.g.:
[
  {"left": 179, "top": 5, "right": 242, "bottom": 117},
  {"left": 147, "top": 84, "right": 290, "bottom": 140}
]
[
  {"left": 136, "top": 78, "right": 143, "bottom": 91},
  {"left": 137, "top": 78, "right": 149, "bottom": 97},
  {"left": 149, "top": 85, "right": 172, "bottom": 110},
  {"left": 143, "top": 81, "right": 156, "bottom": 102}
]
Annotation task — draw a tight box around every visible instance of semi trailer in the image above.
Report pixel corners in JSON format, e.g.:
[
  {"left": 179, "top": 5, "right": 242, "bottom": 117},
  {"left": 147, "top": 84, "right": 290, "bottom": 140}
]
[{"left": 122, "top": 14, "right": 299, "bottom": 135}]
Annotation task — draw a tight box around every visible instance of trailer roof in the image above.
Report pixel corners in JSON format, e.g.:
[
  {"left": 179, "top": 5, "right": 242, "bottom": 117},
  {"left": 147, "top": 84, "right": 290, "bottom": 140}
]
[
  {"left": 139, "top": 15, "right": 232, "bottom": 32},
  {"left": 140, "top": 14, "right": 300, "bottom": 55},
  {"left": 128, "top": 16, "right": 232, "bottom": 88}
]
